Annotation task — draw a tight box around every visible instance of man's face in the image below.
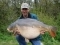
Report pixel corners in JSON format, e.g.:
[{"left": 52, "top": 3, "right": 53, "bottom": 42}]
[{"left": 21, "top": 8, "right": 29, "bottom": 16}]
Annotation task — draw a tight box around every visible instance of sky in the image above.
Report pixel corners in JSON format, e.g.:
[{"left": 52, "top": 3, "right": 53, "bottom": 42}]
[{"left": 32, "top": 0, "right": 34, "bottom": 2}]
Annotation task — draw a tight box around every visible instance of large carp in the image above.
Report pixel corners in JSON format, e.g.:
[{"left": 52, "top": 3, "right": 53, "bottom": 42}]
[{"left": 7, "top": 18, "right": 57, "bottom": 39}]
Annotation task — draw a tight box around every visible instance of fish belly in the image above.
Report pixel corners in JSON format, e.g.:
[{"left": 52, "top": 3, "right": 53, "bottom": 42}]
[{"left": 20, "top": 27, "right": 40, "bottom": 39}]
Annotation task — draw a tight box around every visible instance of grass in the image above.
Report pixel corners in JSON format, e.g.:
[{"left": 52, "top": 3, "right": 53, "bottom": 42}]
[
  {"left": 0, "top": 35, "right": 18, "bottom": 45},
  {"left": 0, "top": 34, "right": 60, "bottom": 45},
  {"left": 0, "top": 12, "right": 60, "bottom": 45},
  {"left": 0, "top": 34, "right": 32, "bottom": 45},
  {"left": 43, "top": 37, "right": 60, "bottom": 45}
]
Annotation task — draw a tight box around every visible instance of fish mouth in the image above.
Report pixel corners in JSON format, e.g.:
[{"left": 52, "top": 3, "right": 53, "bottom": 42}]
[
  {"left": 7, "top": 28, "right": 9, "bottom": 30},
  {"left": 7, "top": 28, "right": 13, "bottom": 32}
]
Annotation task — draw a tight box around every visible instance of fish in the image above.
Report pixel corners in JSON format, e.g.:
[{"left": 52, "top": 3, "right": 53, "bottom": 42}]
[{"left": 7, "top": 18, "right": 57, "bottom": 39}]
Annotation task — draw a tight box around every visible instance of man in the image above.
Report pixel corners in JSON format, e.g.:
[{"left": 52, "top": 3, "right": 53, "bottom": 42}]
[{"left": 16, "top": 3, "right": 44, "bottom": 45}]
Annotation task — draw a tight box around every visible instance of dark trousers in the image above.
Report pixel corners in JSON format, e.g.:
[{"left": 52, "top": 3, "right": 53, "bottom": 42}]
[{"left": 16, "top": 35, "right": 41, "bottom": 45}]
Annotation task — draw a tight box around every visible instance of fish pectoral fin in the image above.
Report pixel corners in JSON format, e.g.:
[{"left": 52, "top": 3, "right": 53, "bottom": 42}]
[{"left": 25, "top": 38, "right": 29, "bottom": 43}]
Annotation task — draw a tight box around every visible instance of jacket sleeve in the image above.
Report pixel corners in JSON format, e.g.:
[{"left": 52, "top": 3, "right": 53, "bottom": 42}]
[{"left": 31, "top": 13, "right": 38, "bottom": 20}]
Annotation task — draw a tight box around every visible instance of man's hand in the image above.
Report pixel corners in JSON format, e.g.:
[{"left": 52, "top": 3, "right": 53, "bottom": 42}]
[
  {"left": 40, "top": 30, "right": 46, "bottom": 34},
  {"left": 13, "top": 30, "right": 20, "bottom": 35}
]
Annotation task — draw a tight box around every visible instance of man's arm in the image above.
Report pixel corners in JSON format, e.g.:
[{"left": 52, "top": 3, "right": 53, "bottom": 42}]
[{"left": 31, "top": 13, "right": 38, "bottom": 20}]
